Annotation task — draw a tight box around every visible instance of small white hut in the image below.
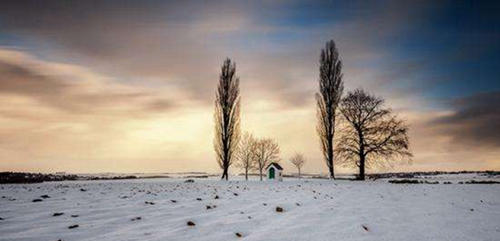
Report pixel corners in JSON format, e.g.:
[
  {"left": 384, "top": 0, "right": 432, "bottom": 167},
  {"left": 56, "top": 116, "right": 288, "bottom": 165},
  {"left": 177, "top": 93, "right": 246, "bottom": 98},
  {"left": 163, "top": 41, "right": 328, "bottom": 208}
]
[{"left": 266, "top": 162, "right": 283, "bottom": 181}]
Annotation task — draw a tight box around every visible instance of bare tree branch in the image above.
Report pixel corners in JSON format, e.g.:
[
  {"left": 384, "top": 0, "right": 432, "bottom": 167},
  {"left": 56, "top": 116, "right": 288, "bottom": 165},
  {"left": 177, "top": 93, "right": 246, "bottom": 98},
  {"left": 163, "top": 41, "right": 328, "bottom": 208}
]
[
  {"left": 254, "top": 138, "right": 280, "bottom": 181},
  {"left": 290, "top": 152, "right": 306, "bottom": 180},
  {"left": 336, "top": 89, "right": 412, "bottom": 180},
  {"left": 236, "top": 132, "right": 257, "bottom": 180}
]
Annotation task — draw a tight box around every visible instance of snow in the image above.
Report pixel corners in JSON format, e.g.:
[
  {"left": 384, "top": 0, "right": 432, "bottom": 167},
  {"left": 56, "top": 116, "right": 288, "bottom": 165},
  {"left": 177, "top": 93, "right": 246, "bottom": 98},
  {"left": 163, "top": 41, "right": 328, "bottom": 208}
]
[{"left": 1, "top": 175, "right": 499, "bottom": 241}]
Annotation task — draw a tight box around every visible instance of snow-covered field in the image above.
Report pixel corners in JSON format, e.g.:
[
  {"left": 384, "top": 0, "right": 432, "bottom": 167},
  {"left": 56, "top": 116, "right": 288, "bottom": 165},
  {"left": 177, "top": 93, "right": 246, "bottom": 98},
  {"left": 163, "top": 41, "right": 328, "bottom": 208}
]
[{"left": 1, "top": 175, "right": 499, "bottom": 241}]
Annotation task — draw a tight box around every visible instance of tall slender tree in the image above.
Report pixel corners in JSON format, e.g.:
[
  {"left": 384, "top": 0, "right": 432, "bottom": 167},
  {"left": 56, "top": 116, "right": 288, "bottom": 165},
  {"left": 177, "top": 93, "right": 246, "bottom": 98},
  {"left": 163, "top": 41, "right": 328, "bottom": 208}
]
[
  {"left": 336, "top": 89, "right": 412, "bottom": 180},
  {"left": 316, "top": 40, "right": 344, "bottom": 179},
  {"left": 214, "top": 58, "right": 241, "bottom": 180}
]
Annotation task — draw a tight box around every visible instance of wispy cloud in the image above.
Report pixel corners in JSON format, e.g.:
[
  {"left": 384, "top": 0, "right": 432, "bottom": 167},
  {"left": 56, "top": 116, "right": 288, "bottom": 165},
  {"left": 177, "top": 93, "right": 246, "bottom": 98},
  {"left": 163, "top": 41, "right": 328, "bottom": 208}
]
[
  {"left": 0, "top": 49, "right": 177, "bottom": 116},
  {"left": 432, "top": 91, "right": 500, "bottom": 149}
]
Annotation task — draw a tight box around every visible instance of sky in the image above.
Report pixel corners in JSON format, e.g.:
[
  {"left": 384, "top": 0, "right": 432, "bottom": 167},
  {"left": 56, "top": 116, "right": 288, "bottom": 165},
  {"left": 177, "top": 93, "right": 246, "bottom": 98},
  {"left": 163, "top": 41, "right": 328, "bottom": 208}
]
[{"left": 0, "top": 0, "right": 499, "bottom": 174}]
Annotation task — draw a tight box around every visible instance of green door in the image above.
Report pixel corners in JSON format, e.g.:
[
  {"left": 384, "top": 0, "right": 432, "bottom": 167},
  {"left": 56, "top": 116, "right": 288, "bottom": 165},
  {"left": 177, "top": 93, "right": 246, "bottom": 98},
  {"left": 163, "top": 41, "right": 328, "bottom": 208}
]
[{"left": 269, "top": 167, "right": 275, "bottom": 179}]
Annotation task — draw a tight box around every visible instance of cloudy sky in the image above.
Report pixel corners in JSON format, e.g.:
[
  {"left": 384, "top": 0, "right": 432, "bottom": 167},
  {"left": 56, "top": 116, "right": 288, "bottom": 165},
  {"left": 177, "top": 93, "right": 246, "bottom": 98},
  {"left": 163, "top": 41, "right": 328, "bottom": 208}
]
[{"left": 0, "top": 0, "right": 499, "bottom": 174}]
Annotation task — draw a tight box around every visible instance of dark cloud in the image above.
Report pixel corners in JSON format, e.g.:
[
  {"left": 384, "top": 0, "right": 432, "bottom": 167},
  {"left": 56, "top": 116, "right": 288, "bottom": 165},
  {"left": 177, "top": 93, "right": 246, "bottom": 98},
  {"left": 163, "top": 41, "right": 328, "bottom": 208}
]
[
  {"left": 0, "top": 0, "right": 443, "bottom": 108},
  {"left": 432, "top": 91, "right": 500, "bottom": 148},
  {"left": 0, "top": 53, "right": 176, "bottom": 117},
  {"left": 0, "top": 59, "right": 69, "bottom": 94}
]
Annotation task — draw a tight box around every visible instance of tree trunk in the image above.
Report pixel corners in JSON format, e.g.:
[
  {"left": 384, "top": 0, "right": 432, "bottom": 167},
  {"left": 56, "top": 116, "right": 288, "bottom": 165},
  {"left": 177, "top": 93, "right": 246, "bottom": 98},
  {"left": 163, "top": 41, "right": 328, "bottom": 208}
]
[
  {"left": 359, "top": 155, "right": 365, "bottom": 180},
  {"left": 357, "top": 128, "right": 365, "bottom": 180},
  {"left": 259, "top": 169, "right": 263, "bottom": 181},
  {"left": 245, "top": 169, "right": 248, "bottom": 181},
  {"left": 328, "top": 159, "right": 335, "bottom": 179},
  {"left": 328, "top": 136, "right": 335, "bottom": 179},
  {"left": 298, "top": 168, "right": 301, "bottom": 180},
  {"left": 221, "top": 168, "right": 228, "bottom": 180}
]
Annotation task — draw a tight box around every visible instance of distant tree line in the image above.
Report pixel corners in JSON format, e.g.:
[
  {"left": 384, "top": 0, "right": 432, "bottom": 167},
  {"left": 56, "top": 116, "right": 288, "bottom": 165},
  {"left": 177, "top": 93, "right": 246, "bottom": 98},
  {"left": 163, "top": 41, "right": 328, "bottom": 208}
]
[
  {"left": 0, "top": 172, "right": 138, "bottom": 184},
  {"left": 214, "top": 39, "right": 412, "bottom": 181}
]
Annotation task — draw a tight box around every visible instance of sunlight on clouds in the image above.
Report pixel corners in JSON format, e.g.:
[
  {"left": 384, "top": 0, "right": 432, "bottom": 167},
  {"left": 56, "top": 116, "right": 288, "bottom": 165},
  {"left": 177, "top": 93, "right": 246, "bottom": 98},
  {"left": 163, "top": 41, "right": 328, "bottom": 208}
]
[
  {"left": 0, "top": 0, "right": 498, "bottom": 174},
  {"left": 0, "top": 46, "right": 497, "bottom": 174},
  {"left": 0, "top": 48, "right": 209, "bottom": 173}
]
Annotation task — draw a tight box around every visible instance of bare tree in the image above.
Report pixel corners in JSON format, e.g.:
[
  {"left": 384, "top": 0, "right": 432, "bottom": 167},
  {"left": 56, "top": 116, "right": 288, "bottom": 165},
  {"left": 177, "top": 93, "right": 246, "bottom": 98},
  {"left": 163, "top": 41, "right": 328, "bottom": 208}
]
[
  {"left": 290, "top": 152, "right": 306, "bottom": 180},
  {"left": 336, "top": 89, "right": 412, "bottom": 180},
  {"left": 214, "top": 58, "right": 241, "bottom": 180},
  {"left": 316, "top": 40, "right": 344, "bottom": 179},
  {"left": 236, "top": 132, "right": 257, "bottom": 180},
  {"left": 254, "top": 138, "right": 280, "bottom": 181}
]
